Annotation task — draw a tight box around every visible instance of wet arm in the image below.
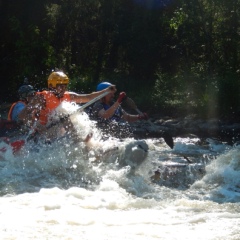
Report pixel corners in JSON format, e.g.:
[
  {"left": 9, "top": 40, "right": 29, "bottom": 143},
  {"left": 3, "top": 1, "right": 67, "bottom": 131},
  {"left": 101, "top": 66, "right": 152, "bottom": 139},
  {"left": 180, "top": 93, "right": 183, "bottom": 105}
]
[
  {"left": 98, "top": 101, "right": 121, "bottom": 119},
  {"left": 122, "top": 111, "right": 139, "bottom": 123}
]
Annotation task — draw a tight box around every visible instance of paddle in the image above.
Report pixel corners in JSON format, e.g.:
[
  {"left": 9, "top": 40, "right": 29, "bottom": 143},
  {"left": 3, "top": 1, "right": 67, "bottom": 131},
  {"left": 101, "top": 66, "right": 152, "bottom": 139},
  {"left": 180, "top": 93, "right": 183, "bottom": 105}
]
[
  {"left": 77, "top": 91, "right": 110, "bottom": 111},
  {"left": 4, "top": 91, "right": 110, "bottom": 154},
  {"left": 125, "top": 97, "right": 174, "bottom": 149}
]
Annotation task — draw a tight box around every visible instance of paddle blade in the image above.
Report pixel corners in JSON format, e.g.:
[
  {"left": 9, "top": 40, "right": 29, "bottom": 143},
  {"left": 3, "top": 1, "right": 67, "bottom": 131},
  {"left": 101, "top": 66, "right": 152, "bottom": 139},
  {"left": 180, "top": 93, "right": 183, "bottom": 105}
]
[
  {"left": 162, "top": 131, "right": 174, "bottom": 149},
  {"left": 10, "top": 140, "right": 25, "bottom": 154}
]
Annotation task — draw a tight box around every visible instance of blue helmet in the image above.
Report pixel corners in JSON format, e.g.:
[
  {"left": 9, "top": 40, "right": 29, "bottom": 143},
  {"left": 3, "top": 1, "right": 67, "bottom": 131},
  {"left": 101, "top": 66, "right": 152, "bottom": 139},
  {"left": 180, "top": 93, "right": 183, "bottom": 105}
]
[
  {"left": 96, "top": 82, "right": 112, "bottom": 91},
  {"left": 18, "top": 85, "right": 35, "bottom": 100}
]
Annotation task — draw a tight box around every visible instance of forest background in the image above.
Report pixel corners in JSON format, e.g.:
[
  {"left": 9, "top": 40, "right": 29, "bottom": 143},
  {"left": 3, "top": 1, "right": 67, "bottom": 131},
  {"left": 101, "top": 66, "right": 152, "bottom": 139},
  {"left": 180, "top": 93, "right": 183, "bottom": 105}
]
[{"left": 0, "top": 0, "right": 240, "bottom": 120}]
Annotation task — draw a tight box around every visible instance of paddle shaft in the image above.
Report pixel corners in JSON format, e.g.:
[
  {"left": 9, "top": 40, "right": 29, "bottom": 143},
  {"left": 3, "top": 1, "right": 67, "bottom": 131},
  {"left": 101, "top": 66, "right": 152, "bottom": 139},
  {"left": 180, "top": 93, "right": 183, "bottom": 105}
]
[
  {"left": 10, "top": 91, "right": 110, "bottom": 152},
  {"left": 125, "top": 97, "right": 174, "bottom": 149},
  {"left": 124, "top": 97, "right": 158, "bottom": 130},
  {"left": 135, "top": 108, "right": 158, "bottom": 130},
  {"left": 78, "top": 91, "right": 109, "bottom": 111}
]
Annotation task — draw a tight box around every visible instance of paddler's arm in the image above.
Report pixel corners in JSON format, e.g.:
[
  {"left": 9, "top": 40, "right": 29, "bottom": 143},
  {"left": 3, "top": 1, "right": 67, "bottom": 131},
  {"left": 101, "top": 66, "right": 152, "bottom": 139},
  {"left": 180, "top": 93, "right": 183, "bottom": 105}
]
[
  {"left": 97, "top": 92, "right": 126, "bottom": 120},
  {"left": 98, "top": 101, "right": 121, "bottom": 120},
  {"left": 69, "top": 85, "right": 116, "bottom": 103},
  {"left": 122, "top": 111, "right": 140, "bottom": 123},
  {"left": 122, "top": 110, "right": 148, "bottom": 123}
]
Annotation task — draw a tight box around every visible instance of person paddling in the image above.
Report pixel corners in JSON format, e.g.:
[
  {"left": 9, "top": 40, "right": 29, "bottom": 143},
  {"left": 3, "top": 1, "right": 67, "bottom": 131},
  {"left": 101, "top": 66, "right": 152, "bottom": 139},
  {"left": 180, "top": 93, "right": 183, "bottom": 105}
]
[
  {"left": 0, "top": 81, "right": 36, "bottom": 138},
  {"left": 19, "top": 72, "right": 116, "bottom": 142},
  {"left": 90, "top": 82, "right": 174, "bottom": 149},
  {"left": 91, "top": 82, "right": 148, "bottom": 139},
  {"left": 8, "top": 83, "right": 36, "bottom": 122}
]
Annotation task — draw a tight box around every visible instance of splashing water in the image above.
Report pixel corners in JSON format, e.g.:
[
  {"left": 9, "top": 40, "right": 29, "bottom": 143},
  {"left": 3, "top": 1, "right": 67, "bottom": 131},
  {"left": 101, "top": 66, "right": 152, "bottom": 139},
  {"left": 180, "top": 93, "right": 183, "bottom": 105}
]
[{"left": 0, "top": 102, "right": 239, "bottom": 239}]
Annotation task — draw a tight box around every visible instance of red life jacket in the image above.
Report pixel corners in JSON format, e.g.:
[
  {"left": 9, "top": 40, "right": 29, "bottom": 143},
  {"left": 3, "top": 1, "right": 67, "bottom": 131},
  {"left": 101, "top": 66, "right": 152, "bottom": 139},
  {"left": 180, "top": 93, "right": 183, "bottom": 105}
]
[{"left": 37, "top": 91, "right": 71, "bottom": 125}]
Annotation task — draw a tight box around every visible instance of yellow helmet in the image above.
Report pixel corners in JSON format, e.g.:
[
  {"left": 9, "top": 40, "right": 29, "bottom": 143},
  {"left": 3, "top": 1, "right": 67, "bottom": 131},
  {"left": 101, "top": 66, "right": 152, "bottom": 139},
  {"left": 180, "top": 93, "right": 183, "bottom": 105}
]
[{"left": 48, "top": 71, "right": 69, "bottom": 88}]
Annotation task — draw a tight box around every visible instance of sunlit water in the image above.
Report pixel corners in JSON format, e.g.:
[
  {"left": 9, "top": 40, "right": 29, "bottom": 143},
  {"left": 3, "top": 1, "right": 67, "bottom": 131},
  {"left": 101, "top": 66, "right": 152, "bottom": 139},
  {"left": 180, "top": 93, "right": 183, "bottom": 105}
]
[{"left": 0, "top": 103, "right": 239, "bottom": 240}]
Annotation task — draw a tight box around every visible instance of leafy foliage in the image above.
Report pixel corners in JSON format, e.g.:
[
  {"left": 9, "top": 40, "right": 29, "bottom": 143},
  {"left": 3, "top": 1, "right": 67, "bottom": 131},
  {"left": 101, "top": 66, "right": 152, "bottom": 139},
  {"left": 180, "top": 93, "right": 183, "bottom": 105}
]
[{"left": 0, "top": 0, "right": 240, "bottom": 119}]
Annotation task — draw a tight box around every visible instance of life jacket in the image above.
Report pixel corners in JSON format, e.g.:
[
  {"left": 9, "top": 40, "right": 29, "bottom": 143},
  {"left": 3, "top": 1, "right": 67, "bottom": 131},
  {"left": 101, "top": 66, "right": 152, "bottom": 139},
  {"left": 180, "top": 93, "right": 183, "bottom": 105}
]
[
  {"left": 101, "top": 103, "right": 123, "bottom": 122},
  {"left": 37, "top": 91, "right": 71, "bottom": 125},
  {"left": 93, "top": 102, "right": 133, "bottom": 140},
  {"left": 7, "top": 101, "right": 26, "bottom": 121}
]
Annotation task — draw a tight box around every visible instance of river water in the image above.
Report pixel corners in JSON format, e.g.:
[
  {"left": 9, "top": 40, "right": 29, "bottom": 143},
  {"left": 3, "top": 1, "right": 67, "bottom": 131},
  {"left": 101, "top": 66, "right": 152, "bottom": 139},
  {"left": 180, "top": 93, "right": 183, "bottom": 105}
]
[{"left": 0, "top": 104, "right": 239, "bottom": 240}]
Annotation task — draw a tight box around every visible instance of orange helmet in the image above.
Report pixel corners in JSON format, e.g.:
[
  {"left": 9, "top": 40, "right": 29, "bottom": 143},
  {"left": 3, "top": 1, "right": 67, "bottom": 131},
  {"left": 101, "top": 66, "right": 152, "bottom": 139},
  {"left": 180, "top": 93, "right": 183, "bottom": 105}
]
[{"left": 48, "top": 71, "right": 69, "bottom": 88}]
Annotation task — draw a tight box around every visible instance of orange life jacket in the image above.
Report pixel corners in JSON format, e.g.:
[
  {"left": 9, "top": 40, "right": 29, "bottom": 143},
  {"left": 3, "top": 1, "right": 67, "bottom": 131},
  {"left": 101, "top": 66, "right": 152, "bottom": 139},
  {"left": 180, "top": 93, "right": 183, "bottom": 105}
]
[
  {"left": 37, "top": 91, "right": 71, "bottom": 125},
  {"left": 7, "top": 101, "right": 26, "bottom": 121}
]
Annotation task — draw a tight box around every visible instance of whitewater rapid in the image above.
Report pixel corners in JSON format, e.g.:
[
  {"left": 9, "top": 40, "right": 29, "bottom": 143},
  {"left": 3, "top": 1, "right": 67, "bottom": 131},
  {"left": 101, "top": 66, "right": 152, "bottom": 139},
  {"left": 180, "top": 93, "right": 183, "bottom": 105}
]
[{"left": 0, "top": 102, "right": 239, "bottom": 240}]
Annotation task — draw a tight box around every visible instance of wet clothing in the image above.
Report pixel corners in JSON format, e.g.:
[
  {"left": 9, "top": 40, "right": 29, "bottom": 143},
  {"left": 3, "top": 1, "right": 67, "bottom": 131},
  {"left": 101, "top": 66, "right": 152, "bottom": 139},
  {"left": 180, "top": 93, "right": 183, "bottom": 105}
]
[
  {"left": 8, "top": 101, "right": 26, "bottom": 121},
  {"left": 37, "top": 91, "right": 71, "bottom": 125},
  {"left": 92, "top": 100, "right": 124, "bottom": 123},
  {"left": 91, "top": 100, "right": 134, "bottom": 139}
]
